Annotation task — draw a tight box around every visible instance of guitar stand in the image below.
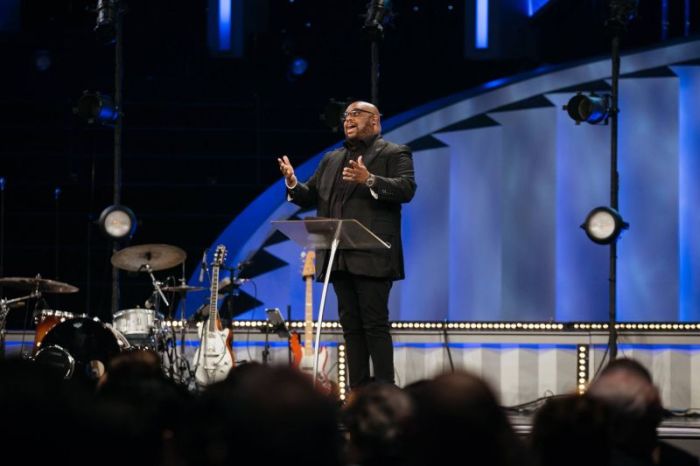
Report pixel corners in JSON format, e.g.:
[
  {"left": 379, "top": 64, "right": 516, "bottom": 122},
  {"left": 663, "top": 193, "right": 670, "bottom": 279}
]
[
  {"left": 259, "top": 320, "right": 289, "bottom": 366},
  {"left": 261, "top": 324, "right": 272, "bottom": 365}
]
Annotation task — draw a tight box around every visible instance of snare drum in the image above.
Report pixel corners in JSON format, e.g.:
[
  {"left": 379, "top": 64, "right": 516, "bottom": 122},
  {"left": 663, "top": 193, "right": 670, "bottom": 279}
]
[
  {"left": 33, "top": 310, "right": 76, "bottom": 352},
  {"left": 112, "top": 308, "right": 163, "bottom": 348}
]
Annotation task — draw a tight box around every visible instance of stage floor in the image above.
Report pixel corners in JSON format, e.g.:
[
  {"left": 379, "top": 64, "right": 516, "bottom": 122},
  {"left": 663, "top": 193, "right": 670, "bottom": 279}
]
[
  {"left": 4, "top": 320, "right": 700, "bottom": 459},
  {"left": 4, "top": 320, "right": 700, "bottom": 409}
]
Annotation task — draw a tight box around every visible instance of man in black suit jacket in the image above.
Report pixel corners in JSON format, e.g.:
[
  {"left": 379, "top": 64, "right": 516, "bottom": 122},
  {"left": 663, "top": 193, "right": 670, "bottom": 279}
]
[{"left": 278, "top": 101, "right": 416, "bottom": 388}]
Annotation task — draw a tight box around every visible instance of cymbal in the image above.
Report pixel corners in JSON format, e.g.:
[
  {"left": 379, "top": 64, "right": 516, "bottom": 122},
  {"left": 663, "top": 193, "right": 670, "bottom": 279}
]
[
  {"left": 110, "top": 244, "right": 186, "bottom": 272},
  {"left": 161, "top": 284, "right": 205, "bottom": 293},
  {"left": 0, "top": 277, "right": 79, "bottom": 294}
]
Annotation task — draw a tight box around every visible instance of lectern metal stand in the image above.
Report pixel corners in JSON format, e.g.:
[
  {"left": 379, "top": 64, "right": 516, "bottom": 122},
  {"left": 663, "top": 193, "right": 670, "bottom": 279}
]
[{"left": 271, "top": 218, "right": 390, "bottom": 385}]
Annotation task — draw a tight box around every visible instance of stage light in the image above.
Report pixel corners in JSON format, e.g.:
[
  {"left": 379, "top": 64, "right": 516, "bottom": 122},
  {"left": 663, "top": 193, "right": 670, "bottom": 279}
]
[
  {"left": 321, "top": 98, "right": 350, "bottom": 132},
  {"left": 609, "top": 0, "right": 639, "bottom": 25},
  {"left": 581, "top": 207, "right": 628, "bottom": 245},
  {"left": 98, "top": 204, "right": 136, "bottom": 240},
  {"left": 564, "top": 92, "right": 610, "bottom": 125},
  {"left": 34, "top": 50, "right": 51, "bottom": 72},
  {"left": 75, "top": 91, "right": 119, "bottom": 125},
  {"left": 285, "top": 56, "right": 310, "bottom": 83},
  {"left": 95, "top": 0, "right": 119, "bottom": 44},
  {"left": 290, "top": 57, "right": 308, "bottom": 76}
]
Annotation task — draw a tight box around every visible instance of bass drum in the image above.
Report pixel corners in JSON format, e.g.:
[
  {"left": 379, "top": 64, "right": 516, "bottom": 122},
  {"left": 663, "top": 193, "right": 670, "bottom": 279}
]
[
  {"left": 34, "top": 317, "right": 129, "bottom": 381},
  {"left": 33, "top": 310, "right": 78, "bottom": 353}
]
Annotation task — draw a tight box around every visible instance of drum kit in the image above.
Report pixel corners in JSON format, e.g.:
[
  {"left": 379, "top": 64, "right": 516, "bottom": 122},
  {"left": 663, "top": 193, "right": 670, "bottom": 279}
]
[{"left": 0, "top": 243, "right": 209, "bottom": 384}]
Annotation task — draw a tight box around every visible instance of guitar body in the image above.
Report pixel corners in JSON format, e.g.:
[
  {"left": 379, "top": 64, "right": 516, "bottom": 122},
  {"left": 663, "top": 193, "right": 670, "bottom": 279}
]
[
  {"left": 194, "top": 245, "right": 235, "bottom": 386},
  {"left": 298, "top": 345, "right": 329, "bottom": 374},
  {"left": 289, "top": 330, "right": 303, "bottom": 368},
  {"left": 291, "top": 250, "right": 336, "bottom": 397},
  {"left": 194, "top": 319, "right": 234, "bottom": 385}
]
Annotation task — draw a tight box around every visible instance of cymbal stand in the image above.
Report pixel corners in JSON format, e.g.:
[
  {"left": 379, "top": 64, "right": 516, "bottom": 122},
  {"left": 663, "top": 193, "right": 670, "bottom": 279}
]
[
  {"left": 142, "top": 264, "right": 169, "bottom": 310},
  {"left": 0, "top": 290, "right": 41, "bottom": 358},
  {"left": 171, "top": 278, "right": 193, "bottom": 383}
]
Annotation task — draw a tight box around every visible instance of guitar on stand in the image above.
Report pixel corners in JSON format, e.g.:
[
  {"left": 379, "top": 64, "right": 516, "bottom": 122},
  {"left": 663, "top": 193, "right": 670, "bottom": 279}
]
[
  {"left": 193, "top": 245, "right": 235, "bottom": 385},
  {"left": 290, "top": 251, "right": 334, "bottom": 395}
]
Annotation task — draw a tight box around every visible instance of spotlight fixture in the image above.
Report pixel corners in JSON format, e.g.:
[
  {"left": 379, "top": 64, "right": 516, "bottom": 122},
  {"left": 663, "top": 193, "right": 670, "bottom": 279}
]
[
  {"left": 320, "top": 98, "right": 350, "bottom": 133},
  {"left": 74, "top": 91, "right": 119, "bottom": 125},
  {"left": 34, "top": 50, "right": 52, "bottom": 72},
  {"left": 95, "top": 0, "right": 119, "bottom": 44},
  {"left": 289, "top": 57, "right": 309, "bottom": 77},
  {"left": 580, "top": 207, "right": 629, "bottom": 245},
  {"left": 564, "top": 92, "right": 611, "bottom": 125},
  {"left": 98, "top": 205, "right": 136, "bottom": 240},
  {"left": 609, "top": 0, "right": 639, "bottom": 27}
]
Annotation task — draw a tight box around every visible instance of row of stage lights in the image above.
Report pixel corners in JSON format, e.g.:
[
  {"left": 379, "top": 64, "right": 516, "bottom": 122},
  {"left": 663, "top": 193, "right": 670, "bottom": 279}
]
[
  {"left": 71, "top": 1, "right": 139, "bottom": 242},
  {"left": 564, "top": 93, "right": 629, "bottom": 245},
  {"left": 160, "top": 320, "right": 700, "bottom": 332},
  {"left": 574, "top": 322, "right": 700, "bottom": 331}
]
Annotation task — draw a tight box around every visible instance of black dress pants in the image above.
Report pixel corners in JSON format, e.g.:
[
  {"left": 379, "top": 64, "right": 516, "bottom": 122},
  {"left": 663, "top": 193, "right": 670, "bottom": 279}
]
[{"left": 332, "top": 272, "right": 394, "bottom": 388}]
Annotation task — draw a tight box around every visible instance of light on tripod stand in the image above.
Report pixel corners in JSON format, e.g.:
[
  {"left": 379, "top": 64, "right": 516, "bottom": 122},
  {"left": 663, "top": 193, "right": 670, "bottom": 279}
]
[
  {"left": 564, "top": 93, "right": 611, "bottom": 125},
  {"left": 98, "top": 204, "right": 137, "bottom": 240},
  {"left": 74, "top": 91, "right": 119, "bottom": 125},
  {"left": 581, "top": 207, "right": 628, "bottom": 245}
]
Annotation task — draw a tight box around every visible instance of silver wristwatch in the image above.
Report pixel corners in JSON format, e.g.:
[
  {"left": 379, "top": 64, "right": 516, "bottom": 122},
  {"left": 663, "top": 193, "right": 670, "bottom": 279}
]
[{"left": 365, "top": 174, "right": 376, "bottom": 188}]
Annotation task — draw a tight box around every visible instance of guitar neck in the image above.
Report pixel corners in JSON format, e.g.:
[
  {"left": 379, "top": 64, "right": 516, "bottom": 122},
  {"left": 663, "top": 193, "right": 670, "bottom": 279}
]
[
  {"left": 208, "top": 265, "right": 220, "bottom": 332},
  {"left": 304, "top": 276, "right": 313, "bottom": 353}
]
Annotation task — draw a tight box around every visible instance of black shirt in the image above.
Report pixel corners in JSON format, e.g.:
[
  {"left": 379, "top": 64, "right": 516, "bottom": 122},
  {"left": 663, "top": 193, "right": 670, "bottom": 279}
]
[
  {"left": 329, "top": 135, "right": 378, "bottom": 219},
  {"left": 328, "top": 135, "right": 379, "bottom": 272}
]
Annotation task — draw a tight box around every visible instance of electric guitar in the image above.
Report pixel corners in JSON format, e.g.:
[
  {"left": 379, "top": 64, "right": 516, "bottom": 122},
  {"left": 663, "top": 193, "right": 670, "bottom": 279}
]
[
  {"left": 290, "top": 250, "right": 333, "bottom": 393},
  {"left": 194, "top": 245, "right": 235, "bottom": 385}
]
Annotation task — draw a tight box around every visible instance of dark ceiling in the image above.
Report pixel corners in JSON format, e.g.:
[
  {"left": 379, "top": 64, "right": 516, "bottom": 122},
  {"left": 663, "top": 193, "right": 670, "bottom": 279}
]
[{"left": 0, "top": 0, "right": 696, "bottom": 328}]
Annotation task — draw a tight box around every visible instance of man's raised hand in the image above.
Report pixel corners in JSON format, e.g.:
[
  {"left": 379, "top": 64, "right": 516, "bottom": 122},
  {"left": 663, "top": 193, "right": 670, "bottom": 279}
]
[{"left": 277, "top": 155, "right": 297, "bottom": 187}]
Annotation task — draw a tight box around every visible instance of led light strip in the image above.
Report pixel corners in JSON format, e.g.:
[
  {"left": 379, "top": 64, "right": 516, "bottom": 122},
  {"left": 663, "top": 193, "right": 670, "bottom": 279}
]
[
  {"left": 577, "top": 344, "right": 589, "bottom": 394},
  {"left": 337, "top": 343, "right": 347, "bottom": 402},
  {"left": 165, "top": 320, "right": 700, "bottom": 332}
]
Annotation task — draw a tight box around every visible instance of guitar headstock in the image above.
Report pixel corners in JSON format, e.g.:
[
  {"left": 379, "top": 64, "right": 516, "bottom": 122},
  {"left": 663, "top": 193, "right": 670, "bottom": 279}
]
[
  {"left": 213, "top": 245, "right": 227, "bottom": 267},
  {"left": 301, "top": 250, "right": 316, "bottom": 279}
]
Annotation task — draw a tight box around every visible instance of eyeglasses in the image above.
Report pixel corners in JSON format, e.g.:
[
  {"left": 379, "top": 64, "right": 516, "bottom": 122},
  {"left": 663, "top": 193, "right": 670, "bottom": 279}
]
[{"left": 341, "top": 109, "right": 380, "bottom": 121}]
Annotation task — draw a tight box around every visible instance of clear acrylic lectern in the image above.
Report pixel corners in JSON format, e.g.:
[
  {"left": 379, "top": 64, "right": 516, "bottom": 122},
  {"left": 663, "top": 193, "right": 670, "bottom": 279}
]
[{"left": 270, "top": 218, "right": 391, "bottom": 384}]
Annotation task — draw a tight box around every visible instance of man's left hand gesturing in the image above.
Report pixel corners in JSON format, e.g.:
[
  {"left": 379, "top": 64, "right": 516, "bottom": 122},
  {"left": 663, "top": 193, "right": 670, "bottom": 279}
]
[{"left": 343, "top": 156, "right": 370, "bottom": 184}]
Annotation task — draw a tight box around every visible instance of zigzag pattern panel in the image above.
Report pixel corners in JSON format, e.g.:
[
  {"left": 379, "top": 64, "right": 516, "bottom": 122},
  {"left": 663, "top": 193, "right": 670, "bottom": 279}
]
[{"left": 191, "top": 40, "right": 700, "bottom": 323}]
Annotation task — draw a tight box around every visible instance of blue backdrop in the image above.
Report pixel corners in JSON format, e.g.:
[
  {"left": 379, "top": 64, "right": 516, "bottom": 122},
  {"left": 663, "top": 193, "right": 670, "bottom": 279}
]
[{"left": 189, "top": 39, "right": 700, "bottom": 323}]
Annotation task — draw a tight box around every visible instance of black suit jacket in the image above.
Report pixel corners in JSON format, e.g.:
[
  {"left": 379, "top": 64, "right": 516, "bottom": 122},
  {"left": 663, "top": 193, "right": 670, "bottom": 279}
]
[{"left": 288, "top": 137, "right": 417, "bottom": 280}]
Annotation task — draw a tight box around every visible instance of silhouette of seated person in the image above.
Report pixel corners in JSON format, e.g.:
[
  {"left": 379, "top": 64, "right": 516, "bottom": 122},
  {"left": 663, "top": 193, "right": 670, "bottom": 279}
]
[
  {"left": 0, "top": 357, "right": 96, "bottom": 466},
  {"left": 530, "top": 394, "right": 612, "bottom": 466},
  {"left": 94, "top": 349, "right": 192, "bottom": 466},
  {"left": 588, "top": 357, "right": 699, "bottom": 466},
  {"left": 401, "top": 370, "right": 532, "bottom": 466},
  {"left": 180, "top": 364, "right": 343, "bottom": 466},
  {"left": 341, "top": 382, "right": 413, "bottom": 466}
]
